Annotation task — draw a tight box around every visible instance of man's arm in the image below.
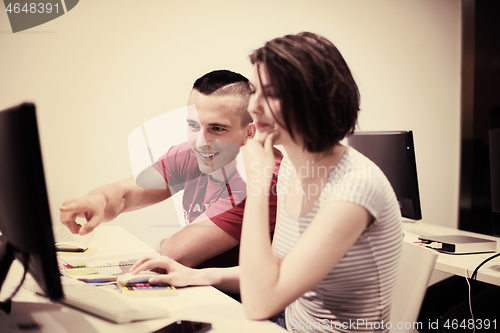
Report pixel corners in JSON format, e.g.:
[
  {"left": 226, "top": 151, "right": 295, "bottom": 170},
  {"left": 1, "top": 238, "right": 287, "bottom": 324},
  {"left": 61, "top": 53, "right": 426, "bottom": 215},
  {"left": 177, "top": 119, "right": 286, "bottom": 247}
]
[
  {"left": 157, "top": 154, "right": 281, "bottom": 268},
  {"left": 158, "top": 214, "right": 239, "bottom": 268},
  {"left": 60, "top": 166, "right": 171, "bottom": 235}
]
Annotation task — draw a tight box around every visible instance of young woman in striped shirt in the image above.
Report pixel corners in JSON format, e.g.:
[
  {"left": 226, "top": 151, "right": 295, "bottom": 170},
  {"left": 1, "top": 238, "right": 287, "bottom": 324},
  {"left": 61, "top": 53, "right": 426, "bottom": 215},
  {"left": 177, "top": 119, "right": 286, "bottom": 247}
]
[{"left": 132, "top": 32, "right": 403, "bottom": 333}]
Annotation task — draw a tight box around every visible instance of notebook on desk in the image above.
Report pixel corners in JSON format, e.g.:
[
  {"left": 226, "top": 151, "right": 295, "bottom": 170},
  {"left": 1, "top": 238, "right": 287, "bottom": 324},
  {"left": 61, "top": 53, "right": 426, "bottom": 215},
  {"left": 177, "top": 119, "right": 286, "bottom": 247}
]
[{"left": 53, "top": 225, "right": 95, "bottom": 252}]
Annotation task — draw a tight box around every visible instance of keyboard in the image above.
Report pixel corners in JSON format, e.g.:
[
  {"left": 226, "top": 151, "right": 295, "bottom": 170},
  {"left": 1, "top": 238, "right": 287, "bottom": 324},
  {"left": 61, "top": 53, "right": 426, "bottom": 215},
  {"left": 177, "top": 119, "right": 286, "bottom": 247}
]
[{"left": 61, "top": 283, "right": 169, "bottom": 323}]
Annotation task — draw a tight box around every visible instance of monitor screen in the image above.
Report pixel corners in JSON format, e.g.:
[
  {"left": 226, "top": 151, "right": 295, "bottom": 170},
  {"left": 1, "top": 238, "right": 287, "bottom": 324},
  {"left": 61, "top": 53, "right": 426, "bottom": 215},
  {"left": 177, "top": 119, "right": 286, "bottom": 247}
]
[
  {"left": 347, "top": 131, "right": 422, "bottom": 220},
  {"left": 0, "top": 103, "right": 63, "bottom": 301}
]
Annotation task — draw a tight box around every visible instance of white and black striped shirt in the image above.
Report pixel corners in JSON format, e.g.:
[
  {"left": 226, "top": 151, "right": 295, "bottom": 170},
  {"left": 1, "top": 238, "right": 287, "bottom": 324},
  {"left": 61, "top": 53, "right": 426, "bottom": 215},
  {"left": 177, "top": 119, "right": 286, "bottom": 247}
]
[{"left": 273, "top": 147, "right": 403, "bottom": 332}]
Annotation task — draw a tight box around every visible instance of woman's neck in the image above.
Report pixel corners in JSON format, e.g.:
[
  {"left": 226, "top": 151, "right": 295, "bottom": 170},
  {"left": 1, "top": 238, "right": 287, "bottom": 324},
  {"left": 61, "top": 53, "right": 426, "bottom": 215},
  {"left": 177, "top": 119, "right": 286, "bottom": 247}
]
[{"left": 282, "top": 142, "right": 346, "bottom": 181}]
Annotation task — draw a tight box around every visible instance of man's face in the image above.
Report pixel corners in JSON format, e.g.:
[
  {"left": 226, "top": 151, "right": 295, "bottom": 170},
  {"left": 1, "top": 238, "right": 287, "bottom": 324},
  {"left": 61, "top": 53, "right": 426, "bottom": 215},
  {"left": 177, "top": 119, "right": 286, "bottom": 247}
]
[{"left": 186, "top": 89, "right": 250, "bottom": 175}]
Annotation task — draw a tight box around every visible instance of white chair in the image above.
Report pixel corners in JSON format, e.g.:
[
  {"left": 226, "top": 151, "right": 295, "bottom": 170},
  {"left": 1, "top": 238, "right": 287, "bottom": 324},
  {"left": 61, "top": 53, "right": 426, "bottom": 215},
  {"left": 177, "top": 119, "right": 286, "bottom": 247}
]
[{"left": 390, "top": 242, "right": 438, "bottom": 333}]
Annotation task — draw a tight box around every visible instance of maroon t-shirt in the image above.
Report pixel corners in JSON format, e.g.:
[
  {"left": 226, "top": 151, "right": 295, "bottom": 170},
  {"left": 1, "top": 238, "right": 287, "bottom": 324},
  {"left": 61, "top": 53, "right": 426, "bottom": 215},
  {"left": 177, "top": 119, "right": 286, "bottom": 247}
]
[{"left": 152, "top": 141, "right": 279, "bottom": 242}]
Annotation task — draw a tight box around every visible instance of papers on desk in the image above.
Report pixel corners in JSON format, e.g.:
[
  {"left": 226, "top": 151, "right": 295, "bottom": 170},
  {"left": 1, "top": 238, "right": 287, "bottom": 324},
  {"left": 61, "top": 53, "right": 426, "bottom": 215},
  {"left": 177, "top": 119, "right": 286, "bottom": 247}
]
[
  {"left": 53, "top": 225, "right": 95, "bottom": 248},
  {"left": 58, "top": 257, "right": 177, "bottom": 296},
  {"left": 58, "top": 257, "right": 134, "bottom": 283}
]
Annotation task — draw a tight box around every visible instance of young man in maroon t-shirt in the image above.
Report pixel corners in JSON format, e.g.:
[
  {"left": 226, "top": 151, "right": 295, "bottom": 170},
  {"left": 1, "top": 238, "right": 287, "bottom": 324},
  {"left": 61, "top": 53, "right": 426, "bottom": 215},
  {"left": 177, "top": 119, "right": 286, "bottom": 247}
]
[{"left": 60, "top": 70, "right": 279, "bottom": 269}]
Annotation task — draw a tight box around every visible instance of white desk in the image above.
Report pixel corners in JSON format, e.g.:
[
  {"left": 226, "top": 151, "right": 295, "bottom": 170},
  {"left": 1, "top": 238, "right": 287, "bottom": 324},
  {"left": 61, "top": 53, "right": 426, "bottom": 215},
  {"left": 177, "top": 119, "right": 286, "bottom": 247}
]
[
  {"left": 1, "top": 225, "right": 286, "bottom": 333},
  {"left": 402, "top": 221, "right": 500, "bottom": 286}
]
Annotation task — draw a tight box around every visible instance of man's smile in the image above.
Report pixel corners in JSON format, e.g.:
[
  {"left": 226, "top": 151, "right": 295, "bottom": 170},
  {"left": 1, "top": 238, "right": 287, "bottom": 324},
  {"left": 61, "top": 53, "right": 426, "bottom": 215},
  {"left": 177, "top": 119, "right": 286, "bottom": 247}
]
[{"left": 194, "top": 148, "right": 220, "bottom": 160}]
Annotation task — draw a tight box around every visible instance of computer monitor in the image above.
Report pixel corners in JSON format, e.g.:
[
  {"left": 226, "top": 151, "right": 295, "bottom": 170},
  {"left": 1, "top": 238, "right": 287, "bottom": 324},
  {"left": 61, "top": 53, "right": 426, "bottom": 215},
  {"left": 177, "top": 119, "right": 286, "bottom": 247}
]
[
  {"left": 0, "top": 103, "right": 63, "bottom": 302},
  {"left": 347, "top": 131, "right": 422, "bottom": 220}
]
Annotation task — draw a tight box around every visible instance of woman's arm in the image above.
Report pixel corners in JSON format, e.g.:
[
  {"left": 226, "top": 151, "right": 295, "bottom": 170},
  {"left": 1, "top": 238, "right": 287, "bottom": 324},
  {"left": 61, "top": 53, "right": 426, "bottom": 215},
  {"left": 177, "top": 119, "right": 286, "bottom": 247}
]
[
  {"left": 130, "top": 256, "right": 241, "bottom": 293},
  {"left": 240, "top": 198, "right": 371, "bottom": 320},
  {"left": 239, "top": 136, "right": 372, "bottom": 320}
]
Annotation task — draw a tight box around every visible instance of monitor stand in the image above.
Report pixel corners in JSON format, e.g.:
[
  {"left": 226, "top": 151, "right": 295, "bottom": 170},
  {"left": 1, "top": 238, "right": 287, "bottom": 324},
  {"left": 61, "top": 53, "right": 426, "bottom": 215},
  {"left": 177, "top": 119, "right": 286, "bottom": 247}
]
[
  {"left": 1, "top": 297, "right": 99, "bottom": 332},
  {"left": 0, "top": 241, "right": 16, "bottom": 294},
  {"left": 0, "top": 241, "right": 17, "bottom": 314},
  {"left": 0, "top": 301, "right": 99, "bottom": 333},
  {"left": 402, "top": 218, "right": 418, "bottom": 224}
]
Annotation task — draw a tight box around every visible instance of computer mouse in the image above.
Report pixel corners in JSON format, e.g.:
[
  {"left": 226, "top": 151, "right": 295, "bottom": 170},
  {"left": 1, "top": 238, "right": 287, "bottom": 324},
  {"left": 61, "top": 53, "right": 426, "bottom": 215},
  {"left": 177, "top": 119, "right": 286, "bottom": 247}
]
[
  {"left": 117, "top": 271, "right": 160, "bottom": 285},
  {"left": 55, "top": 241, "right": 87, "bottom": 252}
]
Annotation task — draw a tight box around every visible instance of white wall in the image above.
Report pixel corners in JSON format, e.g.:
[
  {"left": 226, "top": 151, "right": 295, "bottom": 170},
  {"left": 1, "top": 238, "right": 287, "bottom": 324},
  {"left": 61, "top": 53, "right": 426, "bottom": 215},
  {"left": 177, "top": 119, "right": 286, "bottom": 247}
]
[{"left": 0, "top": 0, "right": 462, "bottom": 246}]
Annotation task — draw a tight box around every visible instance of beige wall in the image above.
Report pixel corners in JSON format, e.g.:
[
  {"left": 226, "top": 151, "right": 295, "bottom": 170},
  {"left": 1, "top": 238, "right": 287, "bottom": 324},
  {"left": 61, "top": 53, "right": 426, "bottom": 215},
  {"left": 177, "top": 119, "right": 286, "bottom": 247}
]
[{"left": 0, "top": 0, "right": 462, "bottom": 245}]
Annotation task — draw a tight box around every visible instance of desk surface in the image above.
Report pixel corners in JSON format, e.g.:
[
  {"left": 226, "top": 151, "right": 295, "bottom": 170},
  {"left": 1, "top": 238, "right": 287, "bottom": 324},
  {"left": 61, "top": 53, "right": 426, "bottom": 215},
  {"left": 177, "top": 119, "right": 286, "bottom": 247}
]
[
  {"left": 2, "top": 225, "right": 286, "bottom": 333},
  {"left": 402, "top": 221, "right": 500, "bottom": 286},
  {"left": 10, "top": 221, "right": 498, "bottom": 331}
]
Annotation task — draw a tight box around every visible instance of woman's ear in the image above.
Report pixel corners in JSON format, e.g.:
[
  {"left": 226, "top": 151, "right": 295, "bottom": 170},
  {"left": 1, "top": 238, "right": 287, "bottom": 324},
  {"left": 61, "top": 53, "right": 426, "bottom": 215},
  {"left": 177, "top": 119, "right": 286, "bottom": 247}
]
[{"left": 244, "top": 122, "right": 256, "bottom": 144}]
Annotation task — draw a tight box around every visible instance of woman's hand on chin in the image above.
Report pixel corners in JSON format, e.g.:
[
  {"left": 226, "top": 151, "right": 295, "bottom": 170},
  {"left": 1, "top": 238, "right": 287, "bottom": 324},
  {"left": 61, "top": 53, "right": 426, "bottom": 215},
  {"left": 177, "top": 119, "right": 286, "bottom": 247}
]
[{"left": 241, "top": 131, "right": 279, "bottom": 196}]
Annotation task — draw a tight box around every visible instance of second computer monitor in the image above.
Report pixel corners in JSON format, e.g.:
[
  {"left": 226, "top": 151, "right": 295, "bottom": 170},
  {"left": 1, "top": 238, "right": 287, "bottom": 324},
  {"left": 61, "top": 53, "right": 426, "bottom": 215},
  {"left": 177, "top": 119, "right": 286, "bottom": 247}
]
[{"left": 347, "top": 131, "right": 422, "bottom": 221}]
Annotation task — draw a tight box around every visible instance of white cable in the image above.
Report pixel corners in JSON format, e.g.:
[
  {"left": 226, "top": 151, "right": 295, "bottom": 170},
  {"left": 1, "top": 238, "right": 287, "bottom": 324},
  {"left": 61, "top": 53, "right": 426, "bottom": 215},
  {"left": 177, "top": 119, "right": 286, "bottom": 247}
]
[{"left": 464, "top": 269, "right": 475, "bottom": 333}]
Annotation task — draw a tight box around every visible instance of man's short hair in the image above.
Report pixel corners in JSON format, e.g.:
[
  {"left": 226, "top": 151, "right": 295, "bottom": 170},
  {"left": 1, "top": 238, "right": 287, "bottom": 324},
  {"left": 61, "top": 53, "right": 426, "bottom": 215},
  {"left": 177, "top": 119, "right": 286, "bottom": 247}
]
[{"left": 193, "top": 70, "right": 253, "bottom": 127}]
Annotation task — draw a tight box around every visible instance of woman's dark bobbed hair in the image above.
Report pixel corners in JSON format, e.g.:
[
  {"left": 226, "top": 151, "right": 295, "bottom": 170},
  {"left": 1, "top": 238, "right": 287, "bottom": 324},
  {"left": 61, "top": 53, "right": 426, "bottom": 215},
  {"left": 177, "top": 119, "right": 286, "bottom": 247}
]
[{"left": 250, "top": 32, "right": 360, "bottom": 153}]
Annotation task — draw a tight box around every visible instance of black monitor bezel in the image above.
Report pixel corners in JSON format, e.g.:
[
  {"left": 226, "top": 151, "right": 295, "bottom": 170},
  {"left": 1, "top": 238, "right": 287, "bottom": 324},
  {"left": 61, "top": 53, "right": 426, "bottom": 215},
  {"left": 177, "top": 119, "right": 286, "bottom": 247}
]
[
  {"left": 0, "top": 103, "right": 63, "bottom": 301},
  {"left": 347, "top": 130, "right": 422, "bottom": 221}
]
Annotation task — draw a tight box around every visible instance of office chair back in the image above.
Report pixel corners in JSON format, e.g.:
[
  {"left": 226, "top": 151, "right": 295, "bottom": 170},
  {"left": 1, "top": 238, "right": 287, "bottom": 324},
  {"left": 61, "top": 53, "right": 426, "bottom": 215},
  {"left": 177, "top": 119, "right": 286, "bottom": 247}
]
[{"left": 390, "top": 242, "right": 438, "bottom": 333}]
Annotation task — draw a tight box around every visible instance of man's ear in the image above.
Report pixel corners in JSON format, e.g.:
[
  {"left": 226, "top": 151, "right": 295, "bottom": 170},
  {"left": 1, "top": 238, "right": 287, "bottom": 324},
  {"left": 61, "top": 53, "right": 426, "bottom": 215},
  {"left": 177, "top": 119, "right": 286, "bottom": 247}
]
[{"left": 244, "top": 122, "right": 256, "bottom": 143}]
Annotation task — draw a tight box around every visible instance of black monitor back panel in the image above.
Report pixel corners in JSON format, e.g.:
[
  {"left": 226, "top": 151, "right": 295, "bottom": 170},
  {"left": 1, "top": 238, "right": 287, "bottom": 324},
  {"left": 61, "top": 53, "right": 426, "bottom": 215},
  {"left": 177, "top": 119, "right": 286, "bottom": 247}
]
[{"left": 347, "top": 131, "right": 422, "bottom": 220}]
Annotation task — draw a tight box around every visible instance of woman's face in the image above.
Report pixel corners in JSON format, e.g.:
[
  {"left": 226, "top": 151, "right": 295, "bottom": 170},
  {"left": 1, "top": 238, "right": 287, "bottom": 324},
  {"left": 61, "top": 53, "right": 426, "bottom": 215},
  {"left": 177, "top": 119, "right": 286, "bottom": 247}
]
[{"left": 247, "top": 63, "right": 289, "bottom": 144}]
